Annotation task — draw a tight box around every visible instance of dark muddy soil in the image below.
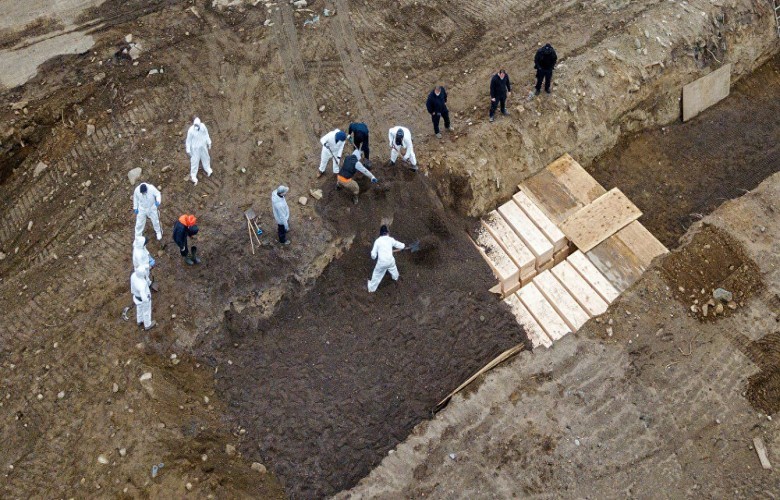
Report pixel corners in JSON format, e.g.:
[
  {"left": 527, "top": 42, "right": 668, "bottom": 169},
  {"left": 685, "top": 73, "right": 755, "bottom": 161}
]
[
  {"left": 588, "top": 54, "right": 780, "bottom": 249},
  {"left": 744, "top": 330, "right": 780, "bottom": 415},
  {"left": 210, "top": 165, "right": 527, "bottom": 498}
]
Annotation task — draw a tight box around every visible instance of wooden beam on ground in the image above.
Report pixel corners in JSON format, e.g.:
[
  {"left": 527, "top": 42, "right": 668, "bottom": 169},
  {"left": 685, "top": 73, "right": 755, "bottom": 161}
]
[
  {"left": 504, "top": 293, "right": 553, "bottom": 348},
  {"left": 567, "top": 251, "right": 620, "bottom": 303},
  {"left": 512, "top": 190, "right": 567, "bottom": 252},
  {"left": 560, "top": 188, "right": 642, "bottom": 253},
  {"left": 546, "top": 153, "right": 607, "bottom": 204},
  {"left": 753, "top": 437, "right": 773, "bottom": 470},
  {"left": 517, "top": 282, "right": 571, "bottom": 341},
  {"left": 481, "top": 210, "right": 536, "bottom": 278},
  {"left": 497, "top": 200, "right": 554, "bottom": 268},
  {"left": 551, "top": 260, "right": 609, "bottom": 317},
  {"left": 533, "top": 270, "right": 590, "bottom": 331}
]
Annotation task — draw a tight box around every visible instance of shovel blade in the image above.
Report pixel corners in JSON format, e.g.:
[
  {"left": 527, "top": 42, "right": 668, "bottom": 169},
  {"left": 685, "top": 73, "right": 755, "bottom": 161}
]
[{"left": 407, "top": 240, "right": 421, "bottom": 253}]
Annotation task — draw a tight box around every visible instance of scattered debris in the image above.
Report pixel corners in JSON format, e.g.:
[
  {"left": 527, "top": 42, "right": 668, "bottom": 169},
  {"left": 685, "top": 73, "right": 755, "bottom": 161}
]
[
  {"left": 303, "top": 14, "right": 320, "bottom": 26},
  {"left": 226, "top": 444, "right": 237, "bottom": 456},
  {"left": 753, "top": 437, "right": 772, "bottom": 469},
  {"left": 33, "top": 161, "right": 48, "bottom": 178},
  {"left": 87, "top": 124, "right": 95, "bottom": 137},
  {"left": 298, "top": 196, "right": 308, "bottom": 206},
  {"left": 128, "top": 167, "right": 143, "bottom": 185},
  {"left": 309, "top": 188, "right": 323, "bottom": 200}
]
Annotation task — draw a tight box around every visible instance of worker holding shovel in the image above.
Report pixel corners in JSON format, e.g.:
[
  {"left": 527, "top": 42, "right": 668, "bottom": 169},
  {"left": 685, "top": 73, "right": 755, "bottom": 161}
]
[
  {"left": 388, "top": 125, "right": 417, "bottom": 171},
  {"left": 367, "top": 225, "right": 406, "bottom": 292}
]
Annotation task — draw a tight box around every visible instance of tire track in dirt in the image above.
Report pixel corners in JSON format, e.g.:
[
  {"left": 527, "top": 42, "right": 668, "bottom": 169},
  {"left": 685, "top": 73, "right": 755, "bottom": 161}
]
[
  {"left": 271, "top": 4, "right": 322, "bottom": 143},
  {"left": 330, "top": 0, "right": 382, "bottom": 123}
]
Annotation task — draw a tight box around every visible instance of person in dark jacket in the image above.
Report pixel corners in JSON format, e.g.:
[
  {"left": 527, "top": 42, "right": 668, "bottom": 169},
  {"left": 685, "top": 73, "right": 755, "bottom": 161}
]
[
  {"left": 425, "top": 86, "right": 451, "bottom": 138},
  {"left": 337, "top": 151, "right": 378, "bottom": 205},
  {"left": 534, "top": 43, "right": 558, "bottom": 95},
  {"left": 489, "top": 69, "right": 511, "bottom": 122},
  {"left": 173, "top": 214, "right": 200, "bottom": 265},
  {"left": 348, "top": 122, "right": 370, "bottom": 163}
]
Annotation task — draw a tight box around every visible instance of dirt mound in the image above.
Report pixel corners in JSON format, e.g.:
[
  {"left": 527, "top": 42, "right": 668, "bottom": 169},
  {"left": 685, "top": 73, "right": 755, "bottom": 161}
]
[
  {"left": 743, "top": 331, "right": 780, "bottom": 415},
  {"left": 208, "top": 166, "right": 527, "bottom": 497},
  {"left": 660, "top": 224, "right": 763, "bottom": 321}
]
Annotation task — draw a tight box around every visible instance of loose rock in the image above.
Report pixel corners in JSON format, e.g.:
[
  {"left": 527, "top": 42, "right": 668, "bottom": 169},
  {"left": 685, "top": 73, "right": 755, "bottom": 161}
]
[
  {"left": 139, "top": 372, "right": 152, "bottom": 381},
  {"left": 225, "top": 444, "right": 236, "bottom": 456},
  {"left": 128, "top": 167, "right": 143, "bottom": 185},
  {"left": 251, "top": 462, "right": 267, "bottom": 473},
  {"left": 97, "top": 455, "right": 109, "bottom": 465},
  {"left": 596, "top": 68, "right": 605, "bottom": 78},
  {"left": 33, "top": 161, "right": 48, "bottom": 178},
  {"left": 298, "top": 196, "right": 308, "bottom": 206},
  {"left": 713, "top": 288, "right": 733, "bottom": 303},
  {"left": 309, "top": 188, "right": 323, "bottom": 200}
]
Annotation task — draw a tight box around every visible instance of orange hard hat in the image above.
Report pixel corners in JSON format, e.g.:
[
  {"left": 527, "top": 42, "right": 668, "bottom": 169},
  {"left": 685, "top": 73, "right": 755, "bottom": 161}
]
[{"left": 179, "top": 214, "right": 197, "bottom": 227}]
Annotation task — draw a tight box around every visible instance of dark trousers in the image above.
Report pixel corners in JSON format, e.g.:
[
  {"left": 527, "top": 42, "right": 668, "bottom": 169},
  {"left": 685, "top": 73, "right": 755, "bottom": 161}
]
[
  {"left": 353, "top": 132, "right": 370, "bottom": 159},
  {"left": 431, "top": 109, "right": 450, "bottom": 134},
  {"left": 489, "top": 98, "right": 506, "bottom": 117},
  {"left": 177, "top": 240, "right": 189, "bottom": 256},
  {"left": 278, "top": 224, "right": 287, "bottom": 243},
  {"left": 535, "top": 69, "right": 553, "bottom": 92}
]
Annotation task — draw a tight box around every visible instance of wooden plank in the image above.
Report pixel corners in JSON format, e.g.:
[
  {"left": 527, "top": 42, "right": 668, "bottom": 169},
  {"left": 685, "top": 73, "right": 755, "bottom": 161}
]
[
  {"left": 519, "top": 171, "right": 581, "bottom": 225},
  {"left": 560, "top": 188, "right": 642, "bottom": 253},
  {"left": 472, "top": 227, "right": 519, "bottom": 291},
  {"left": 683, "top": 64, "right": 731, "bottom": 122},
  {"left": 551, "top": 261, "right": 609, "bottom": 317},
  {"left": 533, "top": 271, "right": 590, "bottom": 331},
  {"left": 512, "top": 190, "right": 567, "bottom": 252},
  {"left": 567, "top": 251, "right": 620, "bottom": 303},
  {"left": 546, "top": 153, "right": 606, "bottom": 205},
  {"left": 497, "top": 200, "right": 554, "bottom": 267},
  {"left": 586, "top": 235, "right": 645, "bottom": 292},
  {"left": 553, "top": 247, "right": 569, "bottom": 265},
  {"left": 614, "top": 221, "right": 668, "bottom": 268},
  {"left": 752, "top": 437, "right": 773, "bottom": 470},
  {"left": 481, "top": 210, "right": 536, "bottom": 277},
  {"left": 504, "top": 293, "right": 553, "bottom": 348},
  {"left": 517, "top": 282, "right": 571, "bottom": 341}
]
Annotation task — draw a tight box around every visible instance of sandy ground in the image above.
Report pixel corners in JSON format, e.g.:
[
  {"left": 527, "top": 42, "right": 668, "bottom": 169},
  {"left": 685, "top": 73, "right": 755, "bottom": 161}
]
[
  {"left": 340, "top": 170, "right": 780, "bottom": 499},
  {"left": 0, "top": 0, "right": 778, "bottom": 497}
]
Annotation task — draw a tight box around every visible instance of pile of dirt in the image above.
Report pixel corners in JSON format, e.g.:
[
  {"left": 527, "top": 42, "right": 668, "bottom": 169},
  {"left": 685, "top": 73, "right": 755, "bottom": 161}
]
[
  {"left": 208, "top": 165, "right": 527, "bottom": 497},
  {"left": 743, "top": 331, "right": 780, "bottom": 415},
  {"left": 660, "top": 224, "right": 763, "bottom": 322}
]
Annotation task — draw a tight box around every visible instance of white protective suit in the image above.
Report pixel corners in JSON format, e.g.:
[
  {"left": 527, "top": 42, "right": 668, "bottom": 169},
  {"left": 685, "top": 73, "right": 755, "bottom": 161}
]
[
  {"left": 319, "top": 129, "right": 346, "bottom": 174},
  {"left": 388, "top": 126, "right": 417, "bottom": 167},
  {"left": 130, "top": 266, "right": 153, "bottom": 328},
  {"left": 271, "top": 187, "right": 290, "bottom": 230},
  {"left": 367, "top": 234, "right": 405, "bottom": 292},
  {"left": 133, "top": 183, "right": 162, "bottom": 239},
  {"left": 185, "top": 118, "right": 213, "bottom": 184},
  {"left": 132, "top": 236, "right": 153, "bottom": 285}
]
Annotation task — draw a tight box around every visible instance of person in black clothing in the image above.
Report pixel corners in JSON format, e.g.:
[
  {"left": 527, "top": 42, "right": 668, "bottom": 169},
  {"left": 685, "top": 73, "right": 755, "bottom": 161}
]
[
  {"left": 347, "top": 122, "right": 370, "bottom": 163},
  {"left": 534, "top": 43, "right": 558, "bottom": 95},
  {"left": 425, "top": 86, "right": 451, "bottom": 138},
  {"left": 489, "top": 69, "right": 511, "bottom": 122},
  {"left": 172, "top": 214, "right": 200, "bottom": 265}
]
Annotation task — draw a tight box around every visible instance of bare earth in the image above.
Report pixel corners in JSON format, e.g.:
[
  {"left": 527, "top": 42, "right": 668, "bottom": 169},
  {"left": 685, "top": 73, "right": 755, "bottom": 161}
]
[{"left": 0, "top": 0, "right": 778, "bottom": 498}]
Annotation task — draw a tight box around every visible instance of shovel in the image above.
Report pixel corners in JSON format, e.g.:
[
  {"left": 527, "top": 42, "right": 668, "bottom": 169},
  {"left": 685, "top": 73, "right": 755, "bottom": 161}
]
[{"left": 403, "top": 240, "right": 421, "bottom": 253}]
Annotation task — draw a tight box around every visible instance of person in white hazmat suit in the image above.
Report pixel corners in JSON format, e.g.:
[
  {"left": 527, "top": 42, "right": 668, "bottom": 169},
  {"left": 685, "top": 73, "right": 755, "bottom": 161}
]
[
  {"left": 388, "top": 126, "right": 417, "bottom": 171},
  {"left": 133, "top": 182, "right": 162, "bottom": 240},
  {"left": 367, "top": 225, "right": 406, "bottom": 292},
  {"left": 185, "top": 117, "right": 212, "bottom": 185},
  {"left": 130, "top": 264, "right": 156, "bottom": 330},
  {"left": 132, "top": 235, "right": 155, "bottom": 286},
  {"left": 318, "top": 129, "right": 348, "bottom": 177},
  {"left": 272, "top": 185, "right": 291, "bottom": 245}
]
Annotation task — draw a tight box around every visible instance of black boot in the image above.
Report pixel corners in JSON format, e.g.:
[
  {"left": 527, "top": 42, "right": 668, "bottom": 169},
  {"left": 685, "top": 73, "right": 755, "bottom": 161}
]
[{"left": 191, "top": 245, "right": 201, "bottom": 264}]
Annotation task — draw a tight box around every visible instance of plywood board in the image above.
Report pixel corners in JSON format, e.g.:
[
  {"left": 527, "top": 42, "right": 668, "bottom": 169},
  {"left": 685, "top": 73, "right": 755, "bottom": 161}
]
[
  {"left": 586, "top": 234, "right": 646, "bottom": 293},
  {"left": 546, "top": 153, "right": 606, "bottom": 205},
  {"left": 519, "top": 154, "right": 607, "bottom": 225},
  {"left": 567, "top": 251, "right": 620, "bottom": 303},
  {"left": 504, "top": 293, "right": 553, "bottom": 348},
  {"left": 551, "top": 260, "right": 609, "bottom": 317},
  {"left": 560, "top": 188, "right": 642, "bottom": 253},
  {"left": 517, "top": 282, "right": 571, "bottom": 341},
  {"left": 473, "top": 227, "right": 519, "bottom": 290},
  {"left": 481, "top": 211, "right": 536, "bottom": 276},
  {"left": 533, "top": 271, "right": 590, "bottom": 330},
  {"left": 682, "top": 64, "right": 731, "bottom": 122},
  {"left": 497, "top": 200, "right": 554, "bottom": 267},
  {"left": 614, "top": 221, "right": 668, "bottom": 268},
  {"left": 512, "top": 190, "right": 567, "bottom": 252}
]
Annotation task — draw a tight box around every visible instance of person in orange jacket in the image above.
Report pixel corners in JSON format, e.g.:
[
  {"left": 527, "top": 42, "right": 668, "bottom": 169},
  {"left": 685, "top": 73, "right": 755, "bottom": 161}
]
[{"left": 172, "top": 214, "right": 200, "bottom": 265}]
